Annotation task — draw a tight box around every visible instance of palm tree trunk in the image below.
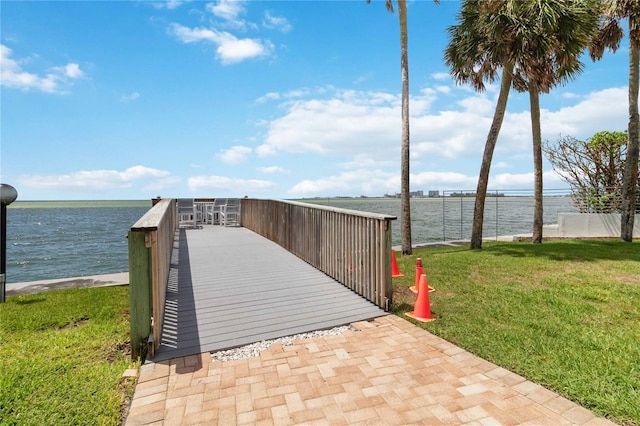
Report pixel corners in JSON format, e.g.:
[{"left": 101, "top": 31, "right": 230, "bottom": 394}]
[
  {"left": 529, "top": 81, "right": 543, "bottom": 244},
  {"left": 398, "top": 0, "right": 412, "bottom": 255},
  {"left": 621, "top": 32, "right": 639, "bottom": 242},
  {"left": 470, "top": 66, "right": 513, "bottom": 250}
]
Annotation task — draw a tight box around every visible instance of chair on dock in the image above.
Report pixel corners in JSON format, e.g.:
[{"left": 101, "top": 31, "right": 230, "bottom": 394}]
[
  {"left": 177, "top": 198, "right": 197, "bottom": 228},
  {"left": 221, "top": 198, "right": 240, "bottom": 226},
  {"left": 207, "top": 198, "right": 227, "bottom": 225}
]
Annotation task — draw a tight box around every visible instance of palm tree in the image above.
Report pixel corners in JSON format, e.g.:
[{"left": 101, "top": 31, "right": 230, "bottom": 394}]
[
  {"left": 510, "top": 1, "right": 600, "bottom": 243},
  {"left": 445, "top": 0, "right": 599, "bottom": 249},
  {"left": 367, "top": 0, "right": 439, "bottom": 256},
  {"left": 590, "top": 0, "right": 640, "bottom": 242},
  {"left": 445, "top": 0, "right": 521, "bottom": 250}
]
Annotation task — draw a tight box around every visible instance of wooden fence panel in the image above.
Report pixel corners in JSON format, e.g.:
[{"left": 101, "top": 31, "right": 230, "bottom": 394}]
[{"left": 241, "top": 198, "right": 396, "bottom": 310}]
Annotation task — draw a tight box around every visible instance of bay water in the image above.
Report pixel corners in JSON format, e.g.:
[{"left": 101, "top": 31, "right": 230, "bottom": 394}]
[
  {"left": 4, "top": 196, "right": 577, "bottom": 284},
  {"left": 5, "top": 200, "right": 150, "bottom": 284}
]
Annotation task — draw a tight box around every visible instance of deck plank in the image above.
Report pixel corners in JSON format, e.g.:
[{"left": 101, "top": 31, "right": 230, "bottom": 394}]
[{"left": 152, "top": 226, "right": 386, "bottom": 361}]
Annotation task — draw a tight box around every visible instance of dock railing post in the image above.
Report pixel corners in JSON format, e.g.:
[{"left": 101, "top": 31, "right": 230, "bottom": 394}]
[
  {"left": 382, "top": 219, "right": 393, "bottom": 310},
  {"left": 128, "top": 230, "right": 152, "bottom": 360},
  {"left": 128, "top": 198, "right": 176, "bottom": 361}
]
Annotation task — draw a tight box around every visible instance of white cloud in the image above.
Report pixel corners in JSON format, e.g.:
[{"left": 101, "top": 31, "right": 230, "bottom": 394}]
[
  {"left": 59, "top": 63, "right": 84, "bottom": 78},
  {"left": 263, "top": 11, "right": 292, "bottom": 32},
  {"left": 256, "top": 88, "right": 313, "bottom": 103},
  {"left": 169, "top": 23, "right": 272, "bottom": 64},
  {"left": 337, "top": 154, "right": 394, "bottom": 169},
  {"left": 258, "top": 166, "right": 288, "bottom": 174},
  {"left": 153, "top": 0, "right": 185, "bottom": 9},
  {"left": 143, "top": 176, "right": 183, "bottom": 193},
  {"left": 246, "top": 83, "right": 631, "bottom": 197},
  {"left": 289, "top": 169, "right": 397, "bottom": 196},
  {"left": 561, "top": 92, "right": 580, "bottom": 99},
  {"left": 207, "top": 0, "right": 246, "bottom": 22},
  {"left": 216, "top": 35, "right": 272, "bottom": 65},
  {"left": 491, "top": 170, "right": 564, "bottom": 188},
  {"left": 169, "top": 24, "right": 217, "bottom": 43},
  {"left": 259, "top": 89, "right": 402, "bottom": 157},
  {"left": 540, "top": 87, "right": 628, "bottom": 138},
  {"left": 18, "top": 166, "right": 171, "bottom": 191},
  {"left": 256, "top": 92, "right": 281, "bottom": 103},
  {"left": 188, "top": 175, "right": 276, "bottom": 193},
  {"left": 120, "top": 91, "right": 140, "bottom": 102},
  {"left": 257, "top": 85, "right": 627, "bottom": 176},
  {"left": 432, "top": 72, "right": 451, "bottom": 81},
  {"left": 123, "top": 165, "right": 169, "bottom": 180},
  {"left": 256, "top": 143, "right": 277, "bottom": 157},
  {"left": 0, "top": 44, "right": 84, "bottom": 94},
  {"left": 411, "top": 171, "right": 477, "bottom": 189},
  {"left": 219, "top": 145, "right": 252, "bottom": 164},
  {"left": 286, "top": 168, "right": 566, "bottom": 197}
]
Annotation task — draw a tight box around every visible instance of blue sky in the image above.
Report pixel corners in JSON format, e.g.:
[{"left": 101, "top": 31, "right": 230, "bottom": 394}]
[{"left": 1, "top": 0, "right": 630, "bottom": 201}]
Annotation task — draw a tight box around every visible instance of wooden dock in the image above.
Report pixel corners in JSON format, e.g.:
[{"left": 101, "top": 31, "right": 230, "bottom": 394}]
[{"left": 152, "top": 225, "right": 387, "bottom": 362}]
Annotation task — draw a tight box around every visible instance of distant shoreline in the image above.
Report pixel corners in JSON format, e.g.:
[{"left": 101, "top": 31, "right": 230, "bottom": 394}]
[{"left": 8, "top": 200, "right": 151, "bottom": 209}]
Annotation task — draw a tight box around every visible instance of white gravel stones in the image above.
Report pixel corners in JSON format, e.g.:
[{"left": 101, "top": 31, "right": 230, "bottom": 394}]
[{"left": 210, "top": 325, "right": 356, "bottom": 362}]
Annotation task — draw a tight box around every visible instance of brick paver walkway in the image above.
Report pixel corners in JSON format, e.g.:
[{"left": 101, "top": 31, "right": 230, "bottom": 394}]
[{"left": 125, "top": 315, "right": 614, "bottom": 425}]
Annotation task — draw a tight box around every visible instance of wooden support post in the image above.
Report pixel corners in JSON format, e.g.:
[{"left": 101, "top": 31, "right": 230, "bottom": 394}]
[
  {"left": 382, "top": 220, "right": 393, "bottom": 310},
  {"left": 129, "top": 230, "right": 152, "bottom": 361}
]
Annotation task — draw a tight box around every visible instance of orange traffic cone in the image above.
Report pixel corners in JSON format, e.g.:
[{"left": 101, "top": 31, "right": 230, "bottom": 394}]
[
  {"left": 406, "top": 274, "right": 436, "bottom": 322},
  {"left": 410, "top": 259, "right": 434, "bottom": 293},
  {"left": 391, "top": 250, "right": 404, "bottom": 277},
  {"left": 409, "top": 258, "right": 424, "bottom": 294}
]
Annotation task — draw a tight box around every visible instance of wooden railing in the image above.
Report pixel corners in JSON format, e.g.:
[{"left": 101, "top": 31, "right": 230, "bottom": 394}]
[
  {"left": 241, "top": 199, "right": 397, "bottom": 310},
  {"left": 128, "top": 199, "right": 176, "bottom": 360}
]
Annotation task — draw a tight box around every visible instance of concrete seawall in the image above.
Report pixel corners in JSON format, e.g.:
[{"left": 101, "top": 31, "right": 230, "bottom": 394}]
[
  {"left": 558, "top": 213, "right": 640, "bottom": 238},
  {"left": 5, "top": 272, "right": 129, "bottom": 296}
]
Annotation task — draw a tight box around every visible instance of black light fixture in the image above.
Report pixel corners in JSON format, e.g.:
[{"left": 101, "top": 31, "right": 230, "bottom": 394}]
[{"left": 0, "top": 184, "right": 18, "bottom": 303}]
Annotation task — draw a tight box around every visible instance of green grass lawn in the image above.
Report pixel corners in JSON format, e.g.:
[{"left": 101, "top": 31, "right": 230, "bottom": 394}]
[
  {"left": 1, "top": 240, "right": 638, "bottom": 425},
  {"left": 0, "top": 286, "right": 138, "bottom": 425},
  {"left": 393, "top": 240, "right": 640, "bottom": 426}
]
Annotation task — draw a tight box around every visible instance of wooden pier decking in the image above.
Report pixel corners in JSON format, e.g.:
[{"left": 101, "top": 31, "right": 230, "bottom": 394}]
[{"left": 152, "top": 225, "right": 387, "bottom": 362}]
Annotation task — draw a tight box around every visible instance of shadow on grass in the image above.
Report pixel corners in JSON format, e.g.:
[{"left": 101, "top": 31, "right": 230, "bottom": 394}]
[
  {"left": 14, "top": 296, "right": 46, "bottom": 306},
  {"left": 479, "top": 239, "right": 640, "bottom": 262},
  {"left": 391, "top": 302, "right": 413, "bottom": 315}
]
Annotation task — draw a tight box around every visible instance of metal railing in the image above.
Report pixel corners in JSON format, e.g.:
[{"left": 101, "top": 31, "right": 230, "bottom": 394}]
[
  {"left": 304, "top": 190, "right": 578, "bottom": 245},
  {"left": 128, "top": 198, "right": 176, "bottom": 360},
  {"left": 241, "top": 199, "right": 397, "bottom": 310},
  {"left": 438, "top": 189, "right": 576, "bottom": 242},
  {"left": 438, "top": 187, "right": 640, "bottom": 241},
  {"left": 569, "top": 185, "right": 640, "bottom": 214}
]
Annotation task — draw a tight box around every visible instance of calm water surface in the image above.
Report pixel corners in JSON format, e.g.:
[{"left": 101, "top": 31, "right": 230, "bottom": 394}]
[
  {"left": 4, "top": 197, "right": 578, "bottom": 283},
  {"left": 6, "top": 200, "right": 150, "bottom": 283}
]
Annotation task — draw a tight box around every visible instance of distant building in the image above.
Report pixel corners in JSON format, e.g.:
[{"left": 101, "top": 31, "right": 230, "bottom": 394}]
[
  {"left": 384, "top": 191, "right": 425, "bottom": 198},
  {"left": 428, "top": 190, "right": 440, "bottom": 198}
]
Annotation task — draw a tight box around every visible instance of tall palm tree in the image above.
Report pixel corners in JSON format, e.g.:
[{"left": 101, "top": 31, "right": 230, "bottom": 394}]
[
  {"left": 445, "top": 0, "right": 522, "bottom": 250},
  {"left": 590, "top": 0, "right": 640, "bottom": 242},
  {"left": 367, "top": 0, "right": 439, "bottom": 256},
  {"left": 445, "top": 0, "right": 599, "bottom": 249},
  {"left": 510, "top": 1, "right": 600, "bottom": 243}
]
